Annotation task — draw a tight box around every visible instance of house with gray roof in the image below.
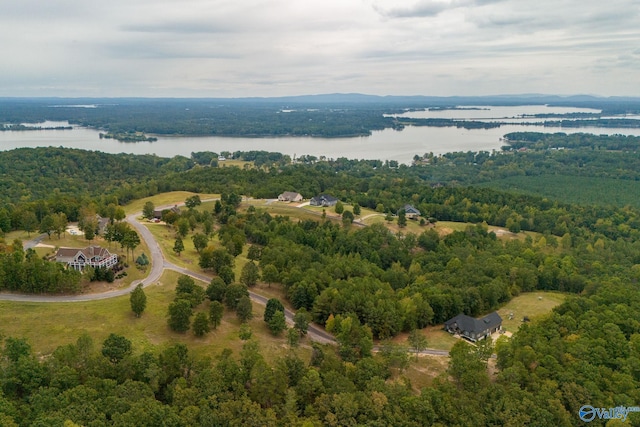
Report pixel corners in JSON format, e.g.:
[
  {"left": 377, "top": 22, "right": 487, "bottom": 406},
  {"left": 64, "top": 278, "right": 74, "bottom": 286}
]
[{"left": 444, "top": 312, "right": 502, "bottom": 342}]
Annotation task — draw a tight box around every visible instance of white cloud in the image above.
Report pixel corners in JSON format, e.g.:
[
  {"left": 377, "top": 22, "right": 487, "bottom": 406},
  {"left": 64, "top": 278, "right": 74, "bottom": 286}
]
[{"left": 0, "top": 0, "right": 637, "bottom": 96}]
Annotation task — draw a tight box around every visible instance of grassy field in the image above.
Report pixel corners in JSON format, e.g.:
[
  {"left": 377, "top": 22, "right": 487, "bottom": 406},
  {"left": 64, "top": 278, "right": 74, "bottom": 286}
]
[
  {"left": 497, "top": 291, "right": 567, "bottom": 333},
  {"left": 0, "top": 270, "right": 303, "bottom": 361},
  {"left": 124, "top": 191, "right": 220, "bottom": 215},
  {"left": 404, "top": 355, "right": 449, "bottom": 390}
]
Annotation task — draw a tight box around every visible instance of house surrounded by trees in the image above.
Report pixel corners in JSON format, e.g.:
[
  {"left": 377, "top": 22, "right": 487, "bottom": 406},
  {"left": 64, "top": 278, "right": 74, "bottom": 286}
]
[
  {"left": 444, "top": 312, "right": 502, "bottom": 342},
  {"left": 153, "top": 205, "right": 181, "bottom": 220},
  {"left": 400, "top": 204, "right": 421, "bottom": 219},
  {"left": 55, "top": 246, "right": 118, "bottom": 271},
  {"left": 278, "top": 191, "right": 303, "bottom": 202},
  {"left": 310, "top": 194, "right": 339, "bottom": 207}
]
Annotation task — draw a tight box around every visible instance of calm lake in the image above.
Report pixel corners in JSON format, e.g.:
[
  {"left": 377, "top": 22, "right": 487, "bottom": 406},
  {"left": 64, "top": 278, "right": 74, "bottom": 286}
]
[{"left": 1, "top": 106, "right": 639, "bottom": 164}]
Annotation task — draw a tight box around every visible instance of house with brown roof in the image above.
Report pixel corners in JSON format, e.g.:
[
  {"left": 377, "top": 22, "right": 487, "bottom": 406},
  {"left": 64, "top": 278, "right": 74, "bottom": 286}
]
[
  {"left": 278, "top": 191, "right": 303, "bottom": 202},
  {"left": 55, "top": 246, "right": 118, "bottom": 271}
]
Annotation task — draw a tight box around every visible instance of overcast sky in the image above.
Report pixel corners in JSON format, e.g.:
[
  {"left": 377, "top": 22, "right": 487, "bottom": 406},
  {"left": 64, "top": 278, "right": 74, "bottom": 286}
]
[{"left": 1, "top": 0, "right": 639, "bottom": 98}]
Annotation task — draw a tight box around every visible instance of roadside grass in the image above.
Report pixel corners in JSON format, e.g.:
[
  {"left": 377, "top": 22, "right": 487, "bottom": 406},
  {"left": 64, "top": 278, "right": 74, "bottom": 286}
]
[
  {"left": 3, "top": 230, "right": 34, "bottom": 242},
  {"left": 0, "top": 270, "right": 304, "bottom": 361},
  {"left": 145, "top": 222, "right": 203, "bottom": 270},
  {"left": 497, "top": 291, "right": 567, "bottom": 333}
]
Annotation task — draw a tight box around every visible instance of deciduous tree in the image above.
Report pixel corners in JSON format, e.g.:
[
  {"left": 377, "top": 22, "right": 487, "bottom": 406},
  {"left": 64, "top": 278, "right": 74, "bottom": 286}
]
[{"left": 192, "top": 312, "right": 210, "bottom": 337}]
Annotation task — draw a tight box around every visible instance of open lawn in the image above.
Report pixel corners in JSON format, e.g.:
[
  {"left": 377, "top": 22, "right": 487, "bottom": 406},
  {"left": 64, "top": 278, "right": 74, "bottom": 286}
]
[
  {"left": 404, "top": 355, "right": 449, "bottom": 390},
  {"left": 0, "top": 270, "right": 305, "bottom": 361},
  {"left": 124, "top": 191, "right": 220, "bottom": 215},
  {"left": 497, "top": 291, "right": 567, "bottom": 333}
]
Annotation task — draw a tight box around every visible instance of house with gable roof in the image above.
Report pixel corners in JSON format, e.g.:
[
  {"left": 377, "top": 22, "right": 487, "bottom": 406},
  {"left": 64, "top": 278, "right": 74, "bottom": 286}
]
[
  {"left": 309, "top": 194, "right": 339, "bottom": 207},
  {"left": 278, "top": 191, "right": 303, "bottom": 202},
  {"left": 444, "top": 312, "right": 502, "bottom": 342},
  {"left": 56, "top": 246, "right": 118, "bottom": 271}
]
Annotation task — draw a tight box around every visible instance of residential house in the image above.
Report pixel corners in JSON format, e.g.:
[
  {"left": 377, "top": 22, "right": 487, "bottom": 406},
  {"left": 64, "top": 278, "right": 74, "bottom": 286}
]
[
  {"left": 309, "top": 194, "right": 339, "bottom": 207},
  {"left": 400, "top": 204, "right": 421, "bottom": 219},
  {"left": 278, "top": 191, "right": 303, "bottom": 202},
  {"left": 153, "top": 205, "right": 181, "bottom": 220},
  {"left": 444, "top": 312, "right": 502, "bottom": 342},
  {"left": 56, "top": 246, "right": 118, "bottom": 271}
]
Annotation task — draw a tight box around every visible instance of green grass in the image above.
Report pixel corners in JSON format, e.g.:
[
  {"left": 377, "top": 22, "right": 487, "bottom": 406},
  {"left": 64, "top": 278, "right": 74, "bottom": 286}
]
[
  {"left": 497, "top": 291, "right": 567, "bottom": 333},
  {"left": 404, "top": 355, "right": 449, "bottom": 390},
  {"left": 0, "top": 270, "right": 303, "bottom": 361},
  {"left": 477, "top": 175, "right": 640, "bottom": 208},
  {"left": 124, "top": 191, "right": 220, "bottom": 215}
]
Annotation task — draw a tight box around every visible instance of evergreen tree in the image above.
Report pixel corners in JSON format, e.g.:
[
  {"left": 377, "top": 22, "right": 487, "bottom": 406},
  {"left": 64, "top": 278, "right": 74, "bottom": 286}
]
[
  {"left": 130, "top": 283, "right": 147, "bottom": 317},
  {"left": 173, "top": 237, "right": 184, "bottom": 256}
]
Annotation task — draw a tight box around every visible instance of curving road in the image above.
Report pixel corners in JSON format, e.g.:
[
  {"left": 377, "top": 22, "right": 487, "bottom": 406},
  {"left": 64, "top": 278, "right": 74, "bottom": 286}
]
[
  {"left": 1, "top": 204, "right": 450, "bottom": 354},
  {"left": 1, "top": 210, "right": 336, "bottom": 344}
]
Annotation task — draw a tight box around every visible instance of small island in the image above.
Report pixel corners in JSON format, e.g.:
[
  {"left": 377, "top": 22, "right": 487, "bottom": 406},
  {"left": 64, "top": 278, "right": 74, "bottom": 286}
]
[{"left": 99, "top": 131, "right": 157, "bottom": 142}]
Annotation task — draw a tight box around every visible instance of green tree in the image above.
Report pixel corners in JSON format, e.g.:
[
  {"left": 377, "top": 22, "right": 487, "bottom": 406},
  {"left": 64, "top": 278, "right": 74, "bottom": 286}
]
[
  {"left": 21, "top": 211, "right": 38, "bottom": 236},
  {"left": 397, "top": 209, "right": 407, "bottom": 228},
  {"left": 53, "top": 212, "right": 68, "bottom": 239},
  {"left": 122, "top": 229, "right": 141, "bottom": 259},
  {"left": 261, "top": 264, "right": 279, "bottom": 287},
  {"left": 240, "top": 261, "right": 260, "bottom": 287},
  {"left": 206, "top": 277, "right": 227, "bottom": 302},
  {"left": 185, "top": 195, "right": 202, "bottom": 209},
  {"left": 101, "top": 333, "right": 132, "bottom": 363},
  {"left": 353, "top": 203, "right": 361, "bottom": 216},
  {"left": 209, "top": 301, "right": 224, "bottom": 329},
  {"left": 341, "top": 210, "right": 354, "bottom": 226},
  {"left": 176, "top": 218, "right": 190, "bottom": 238},
  {"left": 293, "top": 309, "right": 310, "bottom": 336},
  {"left": 142, "top": 201, "right": 155, "bottom": 220},
  {"left": 247, "top": 245, "right": 262, "bottom": 261},
  {"left": 408, "top": 329, "right": 428, "bottom": 355},
  {"left": 334, "top": 200, "right": 344, "bottom": 214},
  {"left": 167, "top": 299, "right": 193, "bottom": 333},
  {"left": 199, "top": 247, "right": 234, "bottom": 274},
  {"left": 327, "top": 314, "right": 373, "bottom": 362},
  {"left": 287, "top": 328, "right": 300, "bottom": 348},
  {"left": 192, "top": 312, "right": 210, "bottom": 337},
  {"left": 236, "top": 295, "right": 253, "bottom": 323},
  {"left": 264, "top": 298, "right": 285, "bottom": 323},
  {"left": 176, "top": 274, "right": 205, "bottom": 308},
  {"left": 268, "top": 310, "right": 287, "bottom": 336},
  {"left": 3, "top": 337, "right": 31, "bottom": 363},
  {"left": 173, "top": 237, "right": 184, "bottom": 256},
  {"left": 39, "top": 214, "right": 56, "bottom": 238},
  {"left": 191, "top": 233, "right": 209, "bottom": 254},
  {"left": 130, "top": 283, "right": 147, "bottom": 317},
  {"left": 224, "top": 283, "right": 249, "bottom": 309}
]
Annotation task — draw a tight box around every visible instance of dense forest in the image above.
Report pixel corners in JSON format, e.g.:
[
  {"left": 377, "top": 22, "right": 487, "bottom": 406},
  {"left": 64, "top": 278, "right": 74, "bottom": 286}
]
[
  {"left": 1, "top": 95, "right": 639, "bottom": 138},
  {"left": 2, "top": 132, "right": 640, "bottom": 424}
]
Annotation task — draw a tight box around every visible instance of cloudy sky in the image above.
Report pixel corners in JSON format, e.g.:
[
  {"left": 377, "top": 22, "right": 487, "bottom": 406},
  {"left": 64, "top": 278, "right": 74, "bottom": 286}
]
[{"left": 1, "top": 0, "right": 639, "bottom": 97}]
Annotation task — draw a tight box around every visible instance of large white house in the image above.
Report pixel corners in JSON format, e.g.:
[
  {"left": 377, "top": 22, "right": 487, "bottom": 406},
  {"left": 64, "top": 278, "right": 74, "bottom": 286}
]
[{"left": 55, "top": 246, "right": 118, "bottom": 271}]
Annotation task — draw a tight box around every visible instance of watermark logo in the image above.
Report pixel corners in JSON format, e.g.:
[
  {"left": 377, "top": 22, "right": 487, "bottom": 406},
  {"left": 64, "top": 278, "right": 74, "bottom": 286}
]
[{"left": 579, "top": 405, "right": 640, "bottom": 423}]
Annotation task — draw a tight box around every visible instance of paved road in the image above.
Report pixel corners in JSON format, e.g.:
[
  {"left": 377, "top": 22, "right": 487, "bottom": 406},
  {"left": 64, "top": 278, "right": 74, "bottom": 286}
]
[
  {"left": 2, "top": 209, "right": 336, "bottom": 344},
  {"left": 2, "top": 202, "right": 450, "bottom": 354}
]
